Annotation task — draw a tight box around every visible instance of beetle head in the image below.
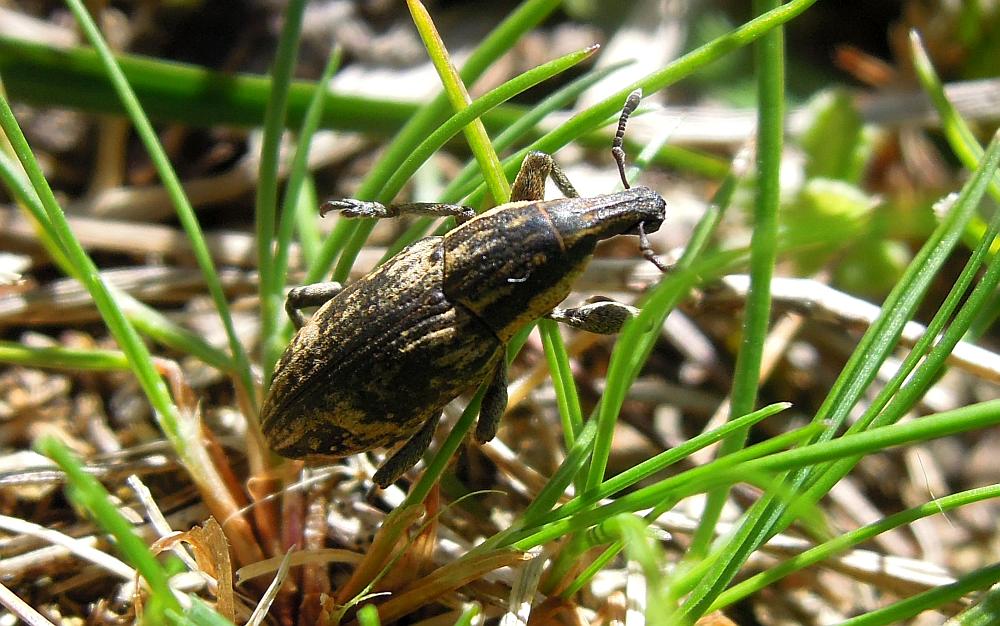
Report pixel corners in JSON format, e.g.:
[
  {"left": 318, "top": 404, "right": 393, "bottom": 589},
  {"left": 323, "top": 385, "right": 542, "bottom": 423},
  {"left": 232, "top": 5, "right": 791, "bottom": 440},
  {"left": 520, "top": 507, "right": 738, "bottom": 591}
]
[{"left": 547, "top": 186, "right": 665, "bottom": 247}]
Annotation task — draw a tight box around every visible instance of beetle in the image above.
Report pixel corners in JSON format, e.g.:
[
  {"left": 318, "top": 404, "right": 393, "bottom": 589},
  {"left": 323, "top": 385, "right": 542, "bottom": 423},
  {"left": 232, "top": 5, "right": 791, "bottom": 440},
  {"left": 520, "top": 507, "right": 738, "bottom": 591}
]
[{"left": 261, "top": 90, "right": 667, "bottom": 487}]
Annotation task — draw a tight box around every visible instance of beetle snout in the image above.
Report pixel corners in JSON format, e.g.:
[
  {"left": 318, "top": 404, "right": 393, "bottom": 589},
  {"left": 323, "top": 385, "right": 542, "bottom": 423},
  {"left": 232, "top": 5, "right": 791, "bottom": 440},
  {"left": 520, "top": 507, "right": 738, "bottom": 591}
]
[
  {"left": 546, "top": 186, "right": 666, "bottom": 250},
  {"left": 625, "top": 187, "right": 666, "bottom": 234}
]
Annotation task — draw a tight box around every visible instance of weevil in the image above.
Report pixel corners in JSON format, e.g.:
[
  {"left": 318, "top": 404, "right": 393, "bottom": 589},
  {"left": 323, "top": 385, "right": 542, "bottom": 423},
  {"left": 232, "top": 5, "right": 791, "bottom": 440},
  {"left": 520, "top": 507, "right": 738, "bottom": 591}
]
[{"left": 261, "top": 90, "right": 667, "bottom": 487}]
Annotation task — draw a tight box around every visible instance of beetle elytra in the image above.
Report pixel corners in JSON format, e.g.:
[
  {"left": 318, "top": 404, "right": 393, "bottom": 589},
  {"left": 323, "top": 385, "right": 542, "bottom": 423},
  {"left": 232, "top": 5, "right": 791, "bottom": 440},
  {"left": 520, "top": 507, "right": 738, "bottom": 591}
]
[{"left": 261, "top": 90, "right": 667, "bottom": 487}]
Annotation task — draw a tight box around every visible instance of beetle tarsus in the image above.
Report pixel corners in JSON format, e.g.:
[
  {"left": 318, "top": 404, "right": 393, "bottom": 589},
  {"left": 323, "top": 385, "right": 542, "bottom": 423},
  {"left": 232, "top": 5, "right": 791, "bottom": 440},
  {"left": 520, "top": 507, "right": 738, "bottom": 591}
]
[
  {"left": 373, "top": 411, "right": 442, "bottom": 487},
  {"left": 321, "top": 199, "right": 394, "bottom": 219},
  {"left": 549, "top": 300, "right": 639, "bottom": 334},
  {"left": 476, "top": 363, "right": 508, "bottom": 443},
  {"left": 285, "top": 282, "right": 343, "bottom": 329}
]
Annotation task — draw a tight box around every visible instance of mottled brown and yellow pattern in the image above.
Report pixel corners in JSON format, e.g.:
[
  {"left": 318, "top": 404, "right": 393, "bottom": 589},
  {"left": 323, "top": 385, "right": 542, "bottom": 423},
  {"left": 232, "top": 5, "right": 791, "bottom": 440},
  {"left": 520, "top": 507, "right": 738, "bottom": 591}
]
[
  {"left": 261, "top": 105, "right": 666, "bottom": 490},
  {"left": 261, "top": 237, "right": 504, "bottom": 460},
  {"left": 261, "top": 186, "right": 665, "bottom": 485}
]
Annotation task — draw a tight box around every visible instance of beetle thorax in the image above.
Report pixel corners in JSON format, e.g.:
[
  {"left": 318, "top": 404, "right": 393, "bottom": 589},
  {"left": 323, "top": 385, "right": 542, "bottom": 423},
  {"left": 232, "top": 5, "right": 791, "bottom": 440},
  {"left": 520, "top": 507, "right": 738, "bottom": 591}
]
[{"left": 442, "top": 202, "right": 592, "bottom": 342}]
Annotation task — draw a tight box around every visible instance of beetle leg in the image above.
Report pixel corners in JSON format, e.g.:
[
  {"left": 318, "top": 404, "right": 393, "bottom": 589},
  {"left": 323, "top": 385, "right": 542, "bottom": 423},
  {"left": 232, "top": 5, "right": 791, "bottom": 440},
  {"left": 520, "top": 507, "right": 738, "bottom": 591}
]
[
  {"left": 322, "top": 199, "right": 476, "bottom": 224},
  {"left": 511, "top": 151, "right": 580, "bottom": 202},
  {"left": 475, "top": 361, "right": 508, "bottom": 443},
  {"left": 372, "top": 411, "right": 442, "bottom": 487},
  {"left": 547, "top": 160, "right": 580, "bottom": 199},
  {"left": 391, "top": 202, "right": 478, "bottom": 224},
  {"left": 548, "top": 299, "right": 640, "bottom": 334},
  {"left": 285, "top": 282, "right": 343, "bottom": 330}
]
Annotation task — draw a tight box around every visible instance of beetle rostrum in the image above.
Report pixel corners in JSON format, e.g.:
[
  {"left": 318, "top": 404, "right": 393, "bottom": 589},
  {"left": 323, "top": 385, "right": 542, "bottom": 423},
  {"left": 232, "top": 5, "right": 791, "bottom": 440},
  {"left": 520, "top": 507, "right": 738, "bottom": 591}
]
[{"left": 261, "top": 89, "right": 667, "bottom": 487}]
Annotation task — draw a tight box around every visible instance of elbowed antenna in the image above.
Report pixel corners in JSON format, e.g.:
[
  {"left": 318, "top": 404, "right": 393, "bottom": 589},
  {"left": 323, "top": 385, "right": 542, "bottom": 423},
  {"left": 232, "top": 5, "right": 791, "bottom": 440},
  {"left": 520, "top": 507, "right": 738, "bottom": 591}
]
[
  {"left": 608, "top": 88, "right": 669, "bottom": 272},
  {"left": 613, "top": 88, "right": 643, "bottom": 190}
]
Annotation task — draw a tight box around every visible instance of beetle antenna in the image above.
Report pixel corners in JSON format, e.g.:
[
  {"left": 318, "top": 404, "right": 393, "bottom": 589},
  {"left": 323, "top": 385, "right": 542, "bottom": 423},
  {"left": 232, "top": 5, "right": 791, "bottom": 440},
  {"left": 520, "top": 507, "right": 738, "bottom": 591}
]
[
  {"left": 612, "top": 88, "right": 642, "bottom": 190},
  {"left": 638, "top": 221, "right": 669, "bottom": 272}
]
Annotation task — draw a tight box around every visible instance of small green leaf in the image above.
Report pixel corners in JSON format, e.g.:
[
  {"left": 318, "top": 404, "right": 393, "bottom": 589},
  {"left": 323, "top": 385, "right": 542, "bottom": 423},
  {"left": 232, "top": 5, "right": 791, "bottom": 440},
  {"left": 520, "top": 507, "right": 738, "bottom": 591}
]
[
  {"left": 357, "top": 604, "right": 382, "bottom": 626},
  {"left": 784, "top": 177, "right": 877, "bottom": 273},
  {"left": 836, "top": 239, "right": 911, "bottom": 297},
  {"left": 800, "top": 89, "right": 865, "bottom": 182},
  {"left": 178, "top": 597, "right": 236, "bottom": 626}
]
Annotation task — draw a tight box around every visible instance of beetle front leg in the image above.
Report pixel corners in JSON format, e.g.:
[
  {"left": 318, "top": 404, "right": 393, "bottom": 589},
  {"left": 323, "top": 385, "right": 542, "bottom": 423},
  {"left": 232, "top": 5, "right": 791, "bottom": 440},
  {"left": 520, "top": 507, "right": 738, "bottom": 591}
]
[
  {"left": 548, "top": 299, "right": 640, "bottom": 335},
  {"left": 372, "top": 411, "right": 442, "bottom": 487},
  {"left": 475, "top": 361, "right": 508, "bottom": 443},
  {"left": 322, "top": 199, "right": 477, "bottom": 224},
  {"left": 511, "top": 151, "right": 580, "bottom": 202},
  {"left": 285, "top": 282, "right": 343, "bottom": 330}
]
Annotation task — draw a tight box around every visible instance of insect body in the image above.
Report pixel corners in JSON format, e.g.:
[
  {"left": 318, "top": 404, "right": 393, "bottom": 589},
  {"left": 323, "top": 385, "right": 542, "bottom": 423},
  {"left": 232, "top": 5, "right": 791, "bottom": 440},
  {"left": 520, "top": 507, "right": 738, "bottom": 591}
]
[{"left": 261, "top": 91, "right": 667, "bottom": 487}]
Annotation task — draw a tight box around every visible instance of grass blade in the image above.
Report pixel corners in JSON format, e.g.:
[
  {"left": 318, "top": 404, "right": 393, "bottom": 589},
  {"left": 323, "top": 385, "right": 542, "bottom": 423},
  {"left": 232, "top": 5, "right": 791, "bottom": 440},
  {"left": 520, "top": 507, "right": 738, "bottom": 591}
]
[
  {"left": 37, "top": 437, "right": 181, "bottom": 620},
  {"left": 0, "top": 151, "right": 232, "bottom": 371},
  {"left": 689, "top": 0, "right": 786, "bottom": 558},
  {"left": 63, "top": 0, "right": 257, "bottom": 412},
  {"left": 710, "top": 484, "right": 1000, "bottom": 611},
  {"left": 256, "top": 0, "right": 308, "bottom": 392},
  {"left": 679, "top": 128, "right": 1000, "bottom": 621},
  {"left": 263, "top": 46, "right": 343, "bottom": 382},
  {"left": 321, "top": 0, "right": 560, "bottom": 285}
]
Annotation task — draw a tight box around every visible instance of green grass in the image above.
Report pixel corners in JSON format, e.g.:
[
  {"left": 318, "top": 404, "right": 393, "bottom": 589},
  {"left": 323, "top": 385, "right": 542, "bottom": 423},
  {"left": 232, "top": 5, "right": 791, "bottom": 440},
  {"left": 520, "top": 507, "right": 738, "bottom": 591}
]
[
  {"left": 691, "top": 0, "right": 786, "bottom": 558},
  {"left": 2, "top": 1, "right": 1000, "bottom": 624}
]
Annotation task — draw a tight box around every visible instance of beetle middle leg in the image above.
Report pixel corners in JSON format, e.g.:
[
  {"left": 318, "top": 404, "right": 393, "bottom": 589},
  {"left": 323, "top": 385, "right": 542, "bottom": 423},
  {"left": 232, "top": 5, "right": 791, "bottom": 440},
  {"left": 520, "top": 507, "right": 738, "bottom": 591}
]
[
  {"left": 285, "top": 282, "right": 342, "bottom": 329},
  {"left": 372, "top": 411, "right": 443, "bottom": 487},
  {"left": 548, "top": 299, "right": 641, "bottom": 335}
]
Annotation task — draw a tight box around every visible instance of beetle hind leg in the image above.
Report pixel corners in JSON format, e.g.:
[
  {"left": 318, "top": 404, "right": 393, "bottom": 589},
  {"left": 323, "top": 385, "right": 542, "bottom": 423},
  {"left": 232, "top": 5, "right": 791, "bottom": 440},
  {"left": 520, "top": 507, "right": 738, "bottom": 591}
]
[
  {"left": 372, "top": 412, "right": 442, "bottom": 488},
  {"left": 285, "top": 282, "right": 343, "bottom": 329},
  {"left": 476, "top": 362, "right": 508, "bottom": 443}
]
